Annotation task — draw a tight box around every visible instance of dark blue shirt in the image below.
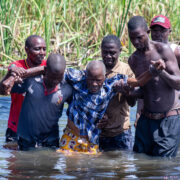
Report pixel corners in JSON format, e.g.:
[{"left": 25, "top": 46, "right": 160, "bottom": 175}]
[{"left": 11, "top": 75, "right": 72, "bottom": 142}]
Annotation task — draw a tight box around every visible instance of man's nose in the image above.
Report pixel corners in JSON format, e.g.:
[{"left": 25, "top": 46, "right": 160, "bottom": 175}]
[
  {"left": 92, "top": 81, "right": 98, "bottom": 86},
  {"left": 40, "top": 48, "right": 45, "bottom": 54},
  {"left": 134, "top": 39, "right": 139, "bottom": 45},
  {"left": 106, "top": 52, "right": 111, "bottom": 58},
  {"left": 155, "top": 31, "right": 162, "bottom": 37}
]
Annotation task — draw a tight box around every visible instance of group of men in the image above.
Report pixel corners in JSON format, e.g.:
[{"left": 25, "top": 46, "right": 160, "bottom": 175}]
[{"left": 1, "top": 15, "right": 180, "bottom": 157}]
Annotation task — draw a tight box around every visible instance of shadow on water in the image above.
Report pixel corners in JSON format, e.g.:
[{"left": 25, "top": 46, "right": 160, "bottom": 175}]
[{"left": 0, "top": 96, "right": 180, "bottom": 179}]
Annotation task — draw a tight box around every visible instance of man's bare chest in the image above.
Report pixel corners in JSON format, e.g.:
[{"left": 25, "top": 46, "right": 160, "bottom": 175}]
[{"left": 133, "top": 51, "right": 162, "bottom": 77}]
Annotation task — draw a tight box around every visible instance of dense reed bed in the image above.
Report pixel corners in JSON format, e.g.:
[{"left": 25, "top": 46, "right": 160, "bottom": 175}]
[{"left": 0, "top": 0, "right": 180, "bottom": 67}]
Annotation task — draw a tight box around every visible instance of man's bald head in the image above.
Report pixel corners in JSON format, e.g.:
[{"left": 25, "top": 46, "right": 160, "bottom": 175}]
[
  {"left": 46, "top": 53, "right": 66, "bottom": 74},
  {"left": 44, "top": 53, "right": 66, "bottom": 89},
  {"left": 86, "top": 60, "right": 106, "bottom": 77},
  {"left": 86, "top": 60, "right": 106, "bottom": 93}
]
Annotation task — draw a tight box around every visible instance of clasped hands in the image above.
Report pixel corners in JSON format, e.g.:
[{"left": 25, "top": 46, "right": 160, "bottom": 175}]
[
  {"left": 118, "top": 59, "right": 166, "bottom": 89},
  {"left": 1, "top": 66, "right": 26, "bottom": 95},
  {"left": 149, "top": 59, "right": 166, "bottom": 76}
]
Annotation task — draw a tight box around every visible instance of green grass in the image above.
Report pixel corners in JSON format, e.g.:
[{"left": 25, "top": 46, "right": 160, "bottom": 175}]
[{"left": 0, "top": 0, "right": 180, "bottom": 67}]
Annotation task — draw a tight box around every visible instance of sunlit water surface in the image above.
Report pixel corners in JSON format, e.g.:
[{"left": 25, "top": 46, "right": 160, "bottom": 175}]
[{"left": 0, "top": 96, "right": 180, "bottom": 180}]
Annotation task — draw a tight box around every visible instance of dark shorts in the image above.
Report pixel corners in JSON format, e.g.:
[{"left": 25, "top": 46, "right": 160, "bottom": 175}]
[
  {"left": 18, "top": 137, "right": 59, "bottom": 151},
  {"left": 133, "top": 114, "right": 180, "bottom": 157},
  {"left": 99, "top": 129, "right": 133, "bottom": 151},
  {"left": 5, "top": 128, "right": 18, "bottom": 142}
]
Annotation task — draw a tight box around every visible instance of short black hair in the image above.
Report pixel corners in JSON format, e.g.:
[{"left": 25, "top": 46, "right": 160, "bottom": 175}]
[
  {"left": 128, "top": 16, "right": 148, "bottom": 31},
  {"left": 101, "top": 35, "right": 122, "bottom": 49},
  {"left": 25, "top": 35, "right": 44, "bottom": 48}
]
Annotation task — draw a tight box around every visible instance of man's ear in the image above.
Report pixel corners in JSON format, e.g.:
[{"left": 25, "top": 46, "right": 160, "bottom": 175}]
[
  {"left": 147, "top": 29, "right": 151, "bottom": 34},
  {"left": 119, "top": 46, "right": 122, "bottom": 52},
  {"left": 169, "top": 28, "right": 172, "bottom": 33},
  {"left": 25, "top": 46, "right": 29, "bottom": 54}
]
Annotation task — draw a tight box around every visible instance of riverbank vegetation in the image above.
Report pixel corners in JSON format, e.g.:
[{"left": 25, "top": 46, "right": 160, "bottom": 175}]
[{"left": 0, "top": 0, "right": 179, "bottom": 67}]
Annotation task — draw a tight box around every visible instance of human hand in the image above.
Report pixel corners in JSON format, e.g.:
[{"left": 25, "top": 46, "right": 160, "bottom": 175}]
[
  {"left": 9, "top": 66, "right": 27, "bottom": 83},
  {"left": 113, "top": 79, "right": 131, "bottom": 94},
  {"left": 96, "top": 114, "right": 108, "bottom": 129},
  {"left": 151, "top": 59, "right": 166, "bottom": 71},
  {"left": 149, "top": 59, "right": 166, "bottom": 76}
]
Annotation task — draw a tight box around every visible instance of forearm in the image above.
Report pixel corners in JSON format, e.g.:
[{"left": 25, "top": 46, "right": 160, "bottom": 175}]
[
  {"left": 159, "top": 70, "right": 180, "bottom": 90},
  {"left": 0, "top": 71, "right": 14, "bottom": 95},
  {"left": 125, "top": 88, "right": 143, "bottom": 107}
]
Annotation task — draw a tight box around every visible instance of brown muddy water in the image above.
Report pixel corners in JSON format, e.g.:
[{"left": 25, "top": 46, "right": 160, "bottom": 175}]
[{"left": 0, "top": 96, "right": 180, "bottom": 180}]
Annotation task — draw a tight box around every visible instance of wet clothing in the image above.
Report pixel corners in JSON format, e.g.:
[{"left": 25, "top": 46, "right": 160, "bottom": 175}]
[
  {"left": 99, "top": 61, "right": 134, "bottom": 151},
  {"left": 99, "top": 129, "right": 133, "bottom": 151},
  {"left": 11, "top": 75, "right": 72, "bottom": 150},
  {"left": 5, "top": 128, "right": 18, "bottom": 142},
  {"left": 6, "top": 59, "right": 46, "bottom": 142},
  {"left": 18, "top": 136, "right": 59, "bottom": 151},
  {"left": 65, "top": 68, "right": 127, "bottom": 145},
  {"left": 101, "top": 61, "right": 134, "bottom": 137},
  {"left": 58, "top": 127, "right": 99, "bottom": 154},
  {"left": 133, "top": 113, "right": 180, "bottom": 157}
]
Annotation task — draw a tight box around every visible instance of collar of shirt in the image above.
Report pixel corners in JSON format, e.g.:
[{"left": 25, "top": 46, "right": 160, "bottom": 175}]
[
  {"left": 106, "top": 60, "right": 123, "bottom": 78},
  {"left": 41, "top": 76, "right": 60, "bottom": 96}
]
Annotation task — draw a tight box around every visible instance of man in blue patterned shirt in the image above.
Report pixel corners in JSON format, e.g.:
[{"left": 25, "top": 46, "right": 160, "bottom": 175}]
[{"left": 57, "top": 60, "right": 127, "bottom": 154}]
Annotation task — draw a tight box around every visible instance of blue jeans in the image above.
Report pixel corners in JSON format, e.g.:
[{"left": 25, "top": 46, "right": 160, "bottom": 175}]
[{"left": 99, "top": 129, "right": 133, "bottom": 151}]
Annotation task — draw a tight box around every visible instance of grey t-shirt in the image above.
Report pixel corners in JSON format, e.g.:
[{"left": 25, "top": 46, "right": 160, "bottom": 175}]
[{"left": 11, "top": 75, "right": 72, "bottom": 142}]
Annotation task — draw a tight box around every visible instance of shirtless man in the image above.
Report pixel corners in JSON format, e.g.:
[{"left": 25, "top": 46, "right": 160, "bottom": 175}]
[
  {"left": 135, "top": 15, "right": 180, "bottom": 125},
  {"left": 128, "top": 16, "right": 180, "bottom": 157}
]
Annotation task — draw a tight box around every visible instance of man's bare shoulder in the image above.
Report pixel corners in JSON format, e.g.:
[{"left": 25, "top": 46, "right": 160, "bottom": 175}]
[
  {"left": 152, "top": 41, "right": 171, "bottom": 54},
  {"left": 128, "top": 51, "right": 138, "bottom": 67}
]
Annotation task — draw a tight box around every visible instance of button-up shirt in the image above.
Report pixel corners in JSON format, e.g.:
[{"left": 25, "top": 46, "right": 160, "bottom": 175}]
[
  {"left": 100, "top": 60, "right": 134, "bottom": 137},
  {"left": 65, "top": 68, "right": 127, "bottom": 144}
]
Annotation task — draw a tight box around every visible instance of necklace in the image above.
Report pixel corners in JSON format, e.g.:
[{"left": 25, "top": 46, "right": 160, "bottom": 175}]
[{"left": 25, "top": 59, "right": 30, "bottom": 69}]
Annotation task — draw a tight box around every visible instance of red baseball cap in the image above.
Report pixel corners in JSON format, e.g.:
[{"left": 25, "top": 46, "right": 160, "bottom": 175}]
[{"left": 150, "top": 15, "right": 171, "bottom": 29}]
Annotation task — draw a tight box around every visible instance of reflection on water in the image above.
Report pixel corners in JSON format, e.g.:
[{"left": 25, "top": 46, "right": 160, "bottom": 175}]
[{"left": 0, "top": 96, "right": 180, "bottom": 179}]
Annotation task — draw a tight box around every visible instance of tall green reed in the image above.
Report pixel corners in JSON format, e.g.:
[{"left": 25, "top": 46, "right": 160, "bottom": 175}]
[{"left": 0, "top": 0, "right": 180, "bottom": 67}]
